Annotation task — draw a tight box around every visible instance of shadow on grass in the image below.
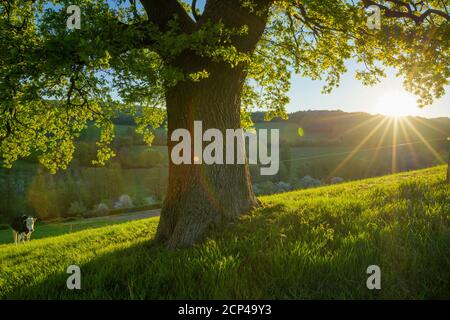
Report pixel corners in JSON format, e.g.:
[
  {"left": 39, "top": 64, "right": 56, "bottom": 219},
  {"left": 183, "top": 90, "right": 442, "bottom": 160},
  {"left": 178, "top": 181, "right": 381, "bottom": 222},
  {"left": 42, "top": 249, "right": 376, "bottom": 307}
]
[{"left": 5, "top": 198, "right": 449, "bottom": 299}]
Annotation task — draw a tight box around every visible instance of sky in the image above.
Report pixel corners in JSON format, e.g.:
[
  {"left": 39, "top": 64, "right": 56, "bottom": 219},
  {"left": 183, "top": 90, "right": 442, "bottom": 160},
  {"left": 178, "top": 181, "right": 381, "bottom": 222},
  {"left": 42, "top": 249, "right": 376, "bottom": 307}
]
[
  {"left": 189, "top": 0, "right": 449, "bottom": 119},
  {"left": 288, "top": 62, "right": 450, "bottom": 118},
  {"left": 105, "top": 0, "right": 449, "bottom": 118}
]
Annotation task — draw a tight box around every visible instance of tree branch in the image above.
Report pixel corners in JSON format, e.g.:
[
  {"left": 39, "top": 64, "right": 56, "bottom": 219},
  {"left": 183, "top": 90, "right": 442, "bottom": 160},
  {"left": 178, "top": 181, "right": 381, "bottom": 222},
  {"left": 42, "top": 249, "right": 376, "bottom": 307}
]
[
  {"left": 192, "top": 0, "right": 200, "bottom": 22},
  {"left": 140, "top": 0, "right": 196, "bottom": 33},
  {"left": 362, "top": 0, "right": 450, "bottom": 25},
  {"left": 200, "top": 0, "right": 273, "bottom": 52}
]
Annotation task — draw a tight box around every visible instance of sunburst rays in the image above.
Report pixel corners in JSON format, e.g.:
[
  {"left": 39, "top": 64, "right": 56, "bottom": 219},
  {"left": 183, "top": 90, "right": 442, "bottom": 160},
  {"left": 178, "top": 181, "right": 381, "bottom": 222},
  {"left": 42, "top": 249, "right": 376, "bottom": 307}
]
[
  {"left": 328, "top": 116, "right": 390, "bottom": 179},
  {"left": 327, "top": 114, "right": 447, "bottom": 179},
  {"left": 403, "top": 117, "right": 446, "bottom": 164},
  {"left": 392, "top": 117, "right": 398, "bottom": 173}
]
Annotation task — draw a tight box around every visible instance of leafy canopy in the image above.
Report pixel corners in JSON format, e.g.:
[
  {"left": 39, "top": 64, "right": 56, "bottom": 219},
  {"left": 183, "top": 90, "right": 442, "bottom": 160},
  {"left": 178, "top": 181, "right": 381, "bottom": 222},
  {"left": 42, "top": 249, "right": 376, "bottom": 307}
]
[{"left": 1, "top": 0, "right": 448, "bottom": 172}]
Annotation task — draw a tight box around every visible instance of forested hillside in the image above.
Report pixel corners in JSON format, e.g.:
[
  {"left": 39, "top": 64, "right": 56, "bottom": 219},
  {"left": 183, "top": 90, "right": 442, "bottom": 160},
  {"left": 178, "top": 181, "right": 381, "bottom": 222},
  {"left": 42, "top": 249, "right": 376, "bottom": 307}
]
[{"left": 1, "top": 111, "right": 448, "bottom": 223}]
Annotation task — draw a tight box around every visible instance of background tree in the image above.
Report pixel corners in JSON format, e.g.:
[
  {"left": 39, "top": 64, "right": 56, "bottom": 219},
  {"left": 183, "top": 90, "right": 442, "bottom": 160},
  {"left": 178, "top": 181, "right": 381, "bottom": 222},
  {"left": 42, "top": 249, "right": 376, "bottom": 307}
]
[{"left": 1, "top": 0, "right": 448, "bottom": 247}]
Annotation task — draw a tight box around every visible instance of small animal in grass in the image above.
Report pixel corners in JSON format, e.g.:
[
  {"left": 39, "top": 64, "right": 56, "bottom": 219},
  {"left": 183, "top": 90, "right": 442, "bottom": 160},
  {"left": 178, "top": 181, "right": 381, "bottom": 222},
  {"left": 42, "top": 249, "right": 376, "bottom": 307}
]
[{"left": 10, "top": 215, "right": 37, "bottom": 244}]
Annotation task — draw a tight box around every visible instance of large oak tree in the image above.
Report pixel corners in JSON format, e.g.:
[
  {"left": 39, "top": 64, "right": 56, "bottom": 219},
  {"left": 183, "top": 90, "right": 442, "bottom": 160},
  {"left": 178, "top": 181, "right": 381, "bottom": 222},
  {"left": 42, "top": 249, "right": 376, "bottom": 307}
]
[{"left": 1, "top": 0, "right": 449, "bottom": 247}]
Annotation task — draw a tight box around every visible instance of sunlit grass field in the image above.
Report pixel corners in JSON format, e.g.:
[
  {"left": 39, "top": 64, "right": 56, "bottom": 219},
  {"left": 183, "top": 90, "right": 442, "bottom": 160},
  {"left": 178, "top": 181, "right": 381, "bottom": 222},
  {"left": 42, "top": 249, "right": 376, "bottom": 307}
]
[
  {"left": 0, "top": 166, "right": 448, "bottom": 299},
  {"left": 0, "top": 218, "right": 127, "bottom": 246}
]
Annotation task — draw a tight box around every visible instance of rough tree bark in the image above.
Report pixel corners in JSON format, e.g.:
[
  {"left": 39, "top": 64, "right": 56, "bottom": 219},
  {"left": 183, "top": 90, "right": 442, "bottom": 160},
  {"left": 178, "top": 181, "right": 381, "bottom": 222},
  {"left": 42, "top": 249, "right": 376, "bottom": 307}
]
[
  {"left": 151, "top": 0, "right": 272, "bottom": 247},
  {"left": 156, "top": 61, "right": 258, "bottom": 247}
]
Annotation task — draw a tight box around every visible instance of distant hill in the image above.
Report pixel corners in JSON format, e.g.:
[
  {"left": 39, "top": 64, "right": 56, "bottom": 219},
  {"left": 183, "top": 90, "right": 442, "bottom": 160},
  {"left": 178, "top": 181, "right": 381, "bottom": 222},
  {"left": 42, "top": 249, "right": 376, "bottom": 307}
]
[
  {"left": 251, "top": 110, "right": 450, "bottom": 147},
  {"left": 249, "top": 110, "right": 449, "bottom": 184},
  {"left": 108, "top": 109, "right": 449, "bottom": 148},
  {"left": 0, "top": 109, "right": 448, "bottom": 224}
]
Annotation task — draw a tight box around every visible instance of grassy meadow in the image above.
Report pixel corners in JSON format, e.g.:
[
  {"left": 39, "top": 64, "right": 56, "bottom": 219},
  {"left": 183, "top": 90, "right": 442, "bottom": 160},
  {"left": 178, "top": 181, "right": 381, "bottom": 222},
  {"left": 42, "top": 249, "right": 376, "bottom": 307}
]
[
  {"left": 0, "top": 165, "right": 448, "bottom": 299},
  {"left": 0, "top": 218, "right": 128, "bottom": 246}
]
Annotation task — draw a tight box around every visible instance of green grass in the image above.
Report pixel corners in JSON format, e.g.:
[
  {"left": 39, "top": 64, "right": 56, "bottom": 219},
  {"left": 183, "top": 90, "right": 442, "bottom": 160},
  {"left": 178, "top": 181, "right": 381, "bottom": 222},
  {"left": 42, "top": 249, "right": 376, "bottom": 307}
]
[
  {"left": 288, "top": 142, "right": 446, "bottom": 180},
  {"left": 0, "top": 166, "right": 448, "bottom": 299},
  {"left": 0, "top": 218, "right": 127, "bottom": 246}
]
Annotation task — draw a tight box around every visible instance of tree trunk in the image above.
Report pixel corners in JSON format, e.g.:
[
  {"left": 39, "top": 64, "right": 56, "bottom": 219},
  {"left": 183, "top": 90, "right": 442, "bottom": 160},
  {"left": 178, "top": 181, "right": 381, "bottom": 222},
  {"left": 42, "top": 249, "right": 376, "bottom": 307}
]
[
  {"left": 150, "top": 0, "right": 271, "bottom": 248},
  {"left": 155, "top": 60, "right": 259, "bottom": 248}
]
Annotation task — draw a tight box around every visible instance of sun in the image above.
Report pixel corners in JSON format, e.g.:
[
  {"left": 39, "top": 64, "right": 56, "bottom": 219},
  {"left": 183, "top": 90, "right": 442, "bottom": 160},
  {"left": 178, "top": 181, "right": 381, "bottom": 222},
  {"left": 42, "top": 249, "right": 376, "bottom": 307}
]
[{"left": 372, "top": 91, "right": 420, "bottom": 118}]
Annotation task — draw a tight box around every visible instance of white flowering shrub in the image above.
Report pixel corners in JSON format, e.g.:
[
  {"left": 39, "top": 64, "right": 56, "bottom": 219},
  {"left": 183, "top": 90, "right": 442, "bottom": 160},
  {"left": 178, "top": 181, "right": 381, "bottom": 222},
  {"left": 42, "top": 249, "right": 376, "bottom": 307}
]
[{"left": 114, "top": 194, "right": 133, "bottom": 209}]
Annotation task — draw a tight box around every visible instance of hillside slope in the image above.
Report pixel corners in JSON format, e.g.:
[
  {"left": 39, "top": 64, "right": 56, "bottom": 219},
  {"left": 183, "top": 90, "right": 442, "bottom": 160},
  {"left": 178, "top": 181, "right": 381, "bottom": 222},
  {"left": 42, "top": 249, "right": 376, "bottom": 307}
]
[{"left": 0, "top": 166, "right": 448, "bottom": 299}]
